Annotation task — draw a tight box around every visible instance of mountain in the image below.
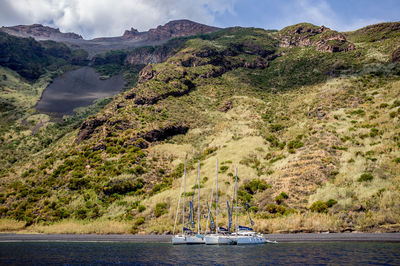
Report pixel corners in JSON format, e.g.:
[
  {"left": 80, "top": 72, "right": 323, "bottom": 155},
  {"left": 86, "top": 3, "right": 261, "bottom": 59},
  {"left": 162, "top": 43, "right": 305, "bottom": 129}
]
[
  {"left": 1, "top": 20, "right": 220, "bottom": 57},
  {"left": 0, "top": 21, "right": 400, "bottom": 234},
  {"left": 1, "top": 24, "right": 83, "bottom": 41}
]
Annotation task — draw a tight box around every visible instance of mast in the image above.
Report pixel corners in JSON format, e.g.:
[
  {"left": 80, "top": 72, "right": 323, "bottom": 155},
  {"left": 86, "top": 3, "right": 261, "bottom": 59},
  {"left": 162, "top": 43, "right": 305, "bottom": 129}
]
[
  {"left": 197, "top": 160, "right": 201, "bottom": 233},
  {"left": 235, "top": 167, "right": 238, "bottom": 234},
  {"left": 182, "top": 163, "right": 186, "bottom": 234},
  {"left": 216, "top": 158, "right": 219, "bottom": 234},
  {"left": 173, "top": 169, "right": 184, "bottom": 235}
]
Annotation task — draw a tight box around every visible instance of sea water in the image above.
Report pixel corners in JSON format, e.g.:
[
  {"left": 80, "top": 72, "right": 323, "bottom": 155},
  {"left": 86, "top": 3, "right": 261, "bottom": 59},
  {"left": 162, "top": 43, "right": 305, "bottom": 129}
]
[{"left": 1, "top": 242, "right": 400, "bottom": 265}]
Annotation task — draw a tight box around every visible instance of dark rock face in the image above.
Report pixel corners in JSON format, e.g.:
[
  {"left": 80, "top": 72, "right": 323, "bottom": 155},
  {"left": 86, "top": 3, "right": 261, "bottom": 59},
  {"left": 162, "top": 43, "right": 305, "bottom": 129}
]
[
  {"left": 141, "top": 125, "right": 189, "bottom": 142},
  {"left": 76, "top": 117, "right": 107, "bottom": 143},
  {"left": 279, "top": 24, "right": 355, "bottom": 53},
  {"left": 0, "top": 24, "right": 83, "bottom": 40},
  {"left": 126, "top": 48, "right": 170, "bottom": 65},
  {"left": 392, "top": 47, "right": 400, "bottom": 62}
]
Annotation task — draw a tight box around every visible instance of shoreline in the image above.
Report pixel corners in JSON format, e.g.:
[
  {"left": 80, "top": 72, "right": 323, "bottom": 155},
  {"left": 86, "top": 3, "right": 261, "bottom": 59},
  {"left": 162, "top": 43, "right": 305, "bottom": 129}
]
[{"left": 1, "top": 232, "right": 400, "bottom": 243}]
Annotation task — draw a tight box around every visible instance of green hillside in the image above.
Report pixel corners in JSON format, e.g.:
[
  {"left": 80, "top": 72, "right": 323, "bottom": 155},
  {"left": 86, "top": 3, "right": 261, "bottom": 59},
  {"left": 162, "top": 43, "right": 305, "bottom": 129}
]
[{"left": 0, "top": 23, "right": 399, "bottom": 234}]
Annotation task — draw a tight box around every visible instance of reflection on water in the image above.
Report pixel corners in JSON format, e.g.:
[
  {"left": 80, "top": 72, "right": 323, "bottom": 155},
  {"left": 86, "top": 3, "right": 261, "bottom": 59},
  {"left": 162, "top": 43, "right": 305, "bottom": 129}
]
[{"left": 1, "top": 242, "right": 400, "bottom": 265}]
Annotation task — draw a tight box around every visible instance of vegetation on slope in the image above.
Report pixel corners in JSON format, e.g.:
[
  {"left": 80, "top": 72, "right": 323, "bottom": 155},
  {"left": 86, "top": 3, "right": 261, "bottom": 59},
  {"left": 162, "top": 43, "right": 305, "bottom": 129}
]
[
  {"left": 0, "top": 32, "right": 88, "bottom": 80},
  {"left": 0, "top": 23, "right": 400, "bottom": 234}
]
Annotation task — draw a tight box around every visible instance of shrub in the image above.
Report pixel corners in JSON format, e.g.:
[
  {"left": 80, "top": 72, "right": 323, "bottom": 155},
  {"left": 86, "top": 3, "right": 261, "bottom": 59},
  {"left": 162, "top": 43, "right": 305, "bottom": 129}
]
[
  {"left": 274, "top": 192, "right": 288, "bottom": 204},
  {"left": 242, "top": 179, "right": 270, "bottom": 195},
  {"left": 310, "top": 201, "right": 328, "bottom": 213},
  {"left": 249, "top": 206, "right": 258, "bottom": 213},
  {"left": 391, "top": 100, "right": 400, "bottom": 108},
  {"left": 75, "top": 208, "right": 88, "bottom": 219},
  {"left": 369, "top": 128, "right": 379, "bottom": 138},
  {"left": 151, "top": 183, "right": 166, "bottom": 195},
  {"left": 266, "top": 204, "right": 287, "bottom": 215},
  {"left": 135, "top": 216, "right": 145, "bottom": 226},
  {"left": 103, "top": 178, "right": 144, "bottom": 195},
  {"left": 137, "top": 205, "right": 146, "bottom": 212},
  {"left": 326, "top": 199, "right": 338, "bottom": 207},
  {"left": 357, "top": 173, "right": 373, "bottom": 182},
  {"left": 287, "top": 139, "right": 304, "bottom": 150},
  {"left": 219, "top": 166, "right": 229, "bottom": 173},
  {"left": 269, "top": 124, "right": 284, "bottom": 132},
  {"left": 237, "top": 190, "right": 253, "bottom": 203},
  {"left": 68, "top": 178, "right": 88, "bottom": 190},
  {"left": 154, "top": 202, "right": 168, "bottom": 217},
  {"left": 265, "top": 134, "right": 279, "bottom": 147},
  {"left": 350, "top": 109, "right": 365, "bottom": 116},
  {"left": 393, "top": 158, "right": 400, "bottom": 164}
]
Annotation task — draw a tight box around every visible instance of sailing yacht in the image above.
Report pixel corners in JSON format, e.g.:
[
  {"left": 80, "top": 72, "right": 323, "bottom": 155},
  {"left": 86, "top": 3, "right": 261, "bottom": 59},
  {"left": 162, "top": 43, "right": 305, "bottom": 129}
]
[
  {"left": 172, "top": 162, "right": 188, "bottom": 245},
  {"left": 231, "top": 168, "right": 266, "bottom": 245},
  {"left": 172, "top": 161, "right": 205, "bottom": 244},
  {"left": 185, "top": 161, "right": 205, "bottom": 244},
  {"left": 205, "top": 159, "right": 236, "bottom": 245}
]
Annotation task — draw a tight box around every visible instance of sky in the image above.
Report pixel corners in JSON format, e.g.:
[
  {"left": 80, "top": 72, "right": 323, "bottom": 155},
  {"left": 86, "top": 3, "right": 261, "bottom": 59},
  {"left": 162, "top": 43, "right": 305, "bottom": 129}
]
[{"left": 0, "top": 0, "right": 399, "bottom": 39}]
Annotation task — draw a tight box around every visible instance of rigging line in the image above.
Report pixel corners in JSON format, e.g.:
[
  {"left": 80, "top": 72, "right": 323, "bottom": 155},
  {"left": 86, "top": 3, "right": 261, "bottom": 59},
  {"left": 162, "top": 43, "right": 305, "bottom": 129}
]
[{"left": 173, "top": 166, "right": 184, "bottom": 235}]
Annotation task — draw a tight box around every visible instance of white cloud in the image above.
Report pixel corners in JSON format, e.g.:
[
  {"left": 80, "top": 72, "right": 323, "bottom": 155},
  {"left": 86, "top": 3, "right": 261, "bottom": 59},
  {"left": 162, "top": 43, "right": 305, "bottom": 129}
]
[{"left": 0, "top": 0, "right": 235, "bottom": 39}]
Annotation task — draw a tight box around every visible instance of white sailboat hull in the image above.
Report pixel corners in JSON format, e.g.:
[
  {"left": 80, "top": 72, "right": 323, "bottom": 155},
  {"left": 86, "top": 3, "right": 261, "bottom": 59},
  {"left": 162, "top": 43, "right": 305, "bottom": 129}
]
[
  {"left": 172, "top": 235, "right": 186, "bottom": 245},
  {"left": 186, "top": 235, "right": 205, "bottom": 244},
  {"left": 205, "top": 235, "right": 219, "bottom": 245},
  {"left": 218, "top": 235, "right": 236, "bottom": 245},
  {"left": 205, "top": 234, "right": 236, "bottom": 245},
  {"left": 236, "top": 235, "right": 266, "bottom": 245}
]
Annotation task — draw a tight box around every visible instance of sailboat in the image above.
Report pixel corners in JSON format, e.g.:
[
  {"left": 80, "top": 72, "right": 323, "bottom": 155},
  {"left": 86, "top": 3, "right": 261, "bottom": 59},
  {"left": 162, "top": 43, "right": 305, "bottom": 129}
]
[
  {"left": 172, "top": 161, "right": 205, "bottom": 244},
  {"left": 204, "top": 159, "right": 235, "bottom": 245},
  {"left": 172, "top": 162, "right": 188, "bottom": 245},
  {"left": 185, "top": 160, "right": 205, "bottom": 244},
  {"left": 232, "top": 168, "right": 266, "bottom": 245}
]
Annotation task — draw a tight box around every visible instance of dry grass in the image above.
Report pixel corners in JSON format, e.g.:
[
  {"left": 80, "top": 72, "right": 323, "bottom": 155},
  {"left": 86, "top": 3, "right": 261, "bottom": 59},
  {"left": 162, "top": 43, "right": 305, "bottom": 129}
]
[
  {"left": 256, "top": 213, "right": 340, "bottom": 233},
  {"left": 25, "top": 219, "right": 132, "bottom": 234},
  {"left": 0, "top": 219, "right": 26, "bottom": 232}
]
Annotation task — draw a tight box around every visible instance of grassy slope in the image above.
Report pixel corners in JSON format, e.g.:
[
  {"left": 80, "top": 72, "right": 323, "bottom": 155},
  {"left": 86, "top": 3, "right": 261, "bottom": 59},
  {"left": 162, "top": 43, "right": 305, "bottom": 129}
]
[{"left": 1, "top": 23, "right": 400, "bottom": 234}]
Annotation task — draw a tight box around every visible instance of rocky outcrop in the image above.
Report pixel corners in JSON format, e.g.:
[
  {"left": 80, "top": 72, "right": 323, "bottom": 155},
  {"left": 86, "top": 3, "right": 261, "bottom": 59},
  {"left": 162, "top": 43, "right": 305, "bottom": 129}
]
[
  {"left": 279, "top": 23, "right": 355, "bottom": 52},
  {"left": 120, "top": 20, "right": 220, "bottom": 42},
  {"left": 0, "top": 24, "right": 83, "bottom": 40},
  {"left": 122, "top": 27, "right": 141, "bottom": 39},
  {"left": 392, "top": 47, "right": 400, "bottom": 62},
  {"left": 140, "top": 125, "right": 189, "bottom": 142},
  {"left": 146, "top": 20, "right": 219, "bottom": 41},
  {"left": 126, "top": 47, "right": 170, "bottom": 65},
  {"left": 76, "top": 117, "right": 107, "bottom": 143},
  {"left": 137, "top": 65, "right": 156, "bottom": 84}
]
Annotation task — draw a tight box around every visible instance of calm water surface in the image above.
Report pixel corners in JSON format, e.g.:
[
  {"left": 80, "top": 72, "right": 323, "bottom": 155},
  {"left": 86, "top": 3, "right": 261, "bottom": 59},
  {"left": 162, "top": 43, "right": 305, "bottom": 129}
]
[
  {"left": 1, "top": 242, "right": 399, "bottom": 265},
  {"left": 36, "top": 67, "right": 124, "bottom": 116}
]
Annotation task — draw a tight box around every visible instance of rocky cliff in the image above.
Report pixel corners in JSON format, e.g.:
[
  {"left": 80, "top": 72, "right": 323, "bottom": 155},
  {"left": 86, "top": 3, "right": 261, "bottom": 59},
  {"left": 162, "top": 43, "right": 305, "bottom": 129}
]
[
  {"left": 0, "top": 24, "right": 83, "bottom": 41},
  {"left": 279, "top": 23, "right": 355, "bottom": 52}
]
